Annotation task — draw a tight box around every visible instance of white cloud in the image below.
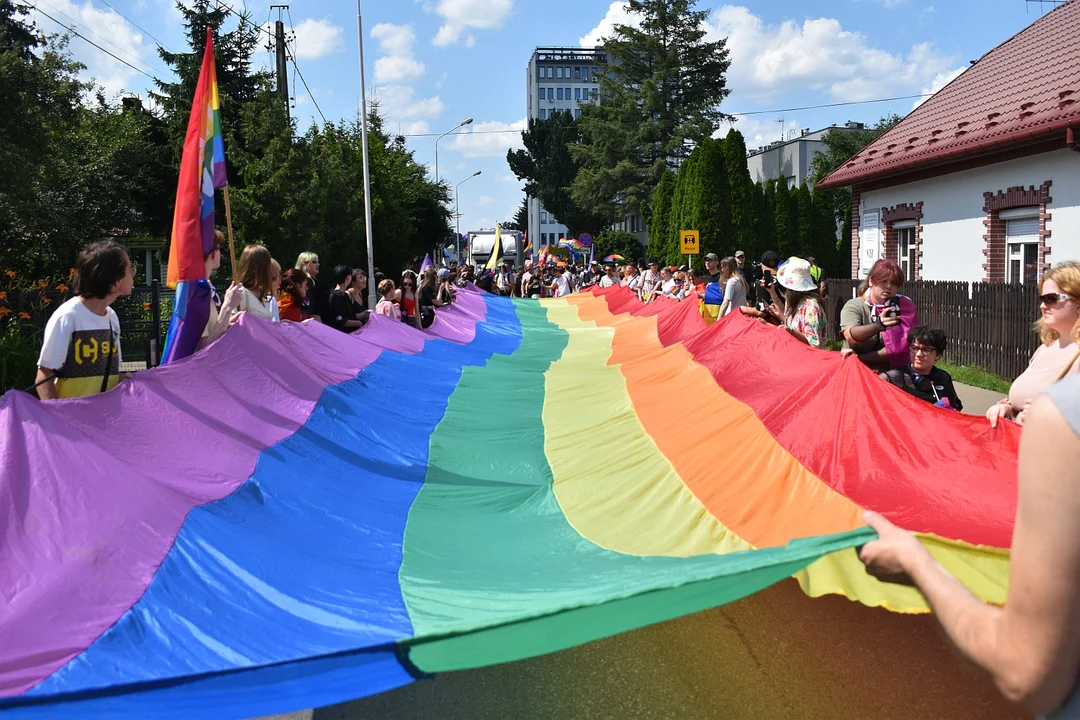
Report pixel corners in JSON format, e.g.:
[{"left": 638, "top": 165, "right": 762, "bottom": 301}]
[
  {"left": 292, "top": 18, "right": 344, "bottom": 60},
  {"left": 30, "top": 0, "right": 155, "bottom": 99},
  {"left": 447, "top": 118, "right": 525, "bottom": 158},
  {"left": 372, "top": 85, "right": 445, "bottom": 121},
  {"left": 580, "top": 1, "right": 640, "bottom": 47},
  {"left": 912, "top": 65, "right": 965, "bottom": 109},
  {"left": 475, "top": 195, "right": 495, "bottom": 207},
  {"left": 707, "top": 7, "right": 961, "bottom": 103},
  {"left": 430, "top": 0, "right": 512, "bottom": 47},
  {"left": 372, "top": 23, "right": 425, "bottom": 83},
  {"left": 580, "top": 5, "right": 962, "bottom": 107}
]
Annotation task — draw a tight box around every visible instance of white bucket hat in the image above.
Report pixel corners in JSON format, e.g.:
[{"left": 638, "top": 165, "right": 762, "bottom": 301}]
[{"left": 776, "top": 257, "right": 817, "bottom": 292}]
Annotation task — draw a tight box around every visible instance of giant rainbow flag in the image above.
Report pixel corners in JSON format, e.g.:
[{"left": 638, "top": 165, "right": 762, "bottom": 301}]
[
  {"left": 0, "top": 285, "right": 1018, "bottom": 717},
  {"left": 162, "top": 26, "right": 228, "bottom": 365}
]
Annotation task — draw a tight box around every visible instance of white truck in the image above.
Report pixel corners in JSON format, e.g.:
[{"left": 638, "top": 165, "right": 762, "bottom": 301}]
[{"left": 466, "top": 229, "right": 524, "bottom": 269}]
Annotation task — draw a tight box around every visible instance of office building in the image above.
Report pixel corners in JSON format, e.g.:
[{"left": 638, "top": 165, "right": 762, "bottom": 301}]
[
  {"left": 746, "top": 122, "right": 866, "bottom": 189},
  {"left": 525, "top": 46, "right": 647, "bottom": 250}
]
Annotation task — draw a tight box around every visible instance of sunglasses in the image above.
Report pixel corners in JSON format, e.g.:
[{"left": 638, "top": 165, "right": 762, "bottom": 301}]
[{"left": 1040, "top": 293, "right": 1074, "bottom": 306}]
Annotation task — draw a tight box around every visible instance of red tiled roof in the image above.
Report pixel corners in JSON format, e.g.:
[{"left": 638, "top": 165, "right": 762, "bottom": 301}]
[{"left": 817, "top": 0, "right": 1080, "bottom": 190}]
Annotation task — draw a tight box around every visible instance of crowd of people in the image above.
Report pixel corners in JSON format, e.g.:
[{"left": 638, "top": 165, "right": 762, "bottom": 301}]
[{"left": 30, "top": 238, "right": 1080, "bottom": 421}]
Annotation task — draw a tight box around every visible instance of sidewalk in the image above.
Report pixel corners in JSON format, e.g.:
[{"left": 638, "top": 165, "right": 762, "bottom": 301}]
[{"left": 954, "top": 381, "right": 1003, "bottom": 417}]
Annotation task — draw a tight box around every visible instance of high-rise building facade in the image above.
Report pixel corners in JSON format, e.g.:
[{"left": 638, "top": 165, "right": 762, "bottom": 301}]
[{"left": 525, "top": 47, "right": 605, "bottom": 250}]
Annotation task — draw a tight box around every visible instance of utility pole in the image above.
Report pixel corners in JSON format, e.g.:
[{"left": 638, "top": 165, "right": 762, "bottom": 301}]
[{"left": 271, "top": 5, "right": 289, "bottom": 117}]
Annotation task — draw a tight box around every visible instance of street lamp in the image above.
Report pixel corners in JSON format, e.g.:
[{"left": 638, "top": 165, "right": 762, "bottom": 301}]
[
  {"left": 435, "top": 118, "right": 473, "bottom": 188},
  {"left": 455, "top": 170, "right": 482, "bottom": 263}
]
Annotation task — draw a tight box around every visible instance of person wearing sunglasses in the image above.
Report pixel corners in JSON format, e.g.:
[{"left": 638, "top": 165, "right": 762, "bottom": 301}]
[
  {"left": 395, "top": 270, "right": 419, "bottom": 327},
  {"left": 879, "top": 326, "right": 963, "bottom": 410},
  {"left": 987, "top": 262, "right": 1080, "bottom": 428}
]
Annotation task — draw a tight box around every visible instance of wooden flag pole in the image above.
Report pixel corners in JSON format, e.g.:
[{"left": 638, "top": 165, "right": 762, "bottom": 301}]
[{"left": 222, "top": 186, "right": 238, "bottom": 278}]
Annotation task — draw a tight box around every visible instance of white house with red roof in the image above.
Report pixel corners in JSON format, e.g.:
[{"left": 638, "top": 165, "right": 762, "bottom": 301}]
[{"left": 817, "top": 0, "right": 1080, "bottom": 283}]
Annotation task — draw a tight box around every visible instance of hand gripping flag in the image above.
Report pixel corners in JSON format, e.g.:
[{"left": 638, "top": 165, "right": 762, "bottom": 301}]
[{"left": 162, "top": 26, "right": 227, "bottom": 364}]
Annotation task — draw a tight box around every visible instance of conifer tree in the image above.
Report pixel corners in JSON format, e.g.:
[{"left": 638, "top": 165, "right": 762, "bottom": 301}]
[{"left": 571, "top": 0, "right": 731, "bottom": 225}]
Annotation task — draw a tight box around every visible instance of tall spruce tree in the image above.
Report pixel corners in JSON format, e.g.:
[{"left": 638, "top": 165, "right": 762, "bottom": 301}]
[
  {"left": 507, "top": 111, "right": 605, "bottom": 236},
  {"left": 720, "top": 128, "right": 757, "bottom": 260},
  {"left": 760, "top": 179, "right": 776, "bottom": 255},
  {"left": 648, "top": 169, "right": 675, "bottom": 262},
  {"left": 795, "top": 183, "right": 814, "bottom": 255},
  {"left": 695, "top": 138, "right": 732, "bottom": 258},
  {"left": 668, "top": 146, "right": 705, "bottom": 265},
  {"left": 772, "top": 177, "right": 797, "bottom": 257},
  {"left": 571, "top": 0, "right": 731, "bottom": 226},
  {"left": 151, "top": 0, "right": 270, "bottom": 178}
]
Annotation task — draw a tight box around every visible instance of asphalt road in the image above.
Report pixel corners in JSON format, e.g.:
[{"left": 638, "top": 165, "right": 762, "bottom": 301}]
[{"left": 256, "top": 580, "right": 1021, "bottom": 720}]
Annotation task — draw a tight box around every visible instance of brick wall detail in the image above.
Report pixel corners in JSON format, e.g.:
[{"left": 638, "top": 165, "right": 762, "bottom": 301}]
[
  {"left": 881, "top": 202, "right": 924, "bottom": 280},
  {"left": 981, "top": 181, "right": 1052, "bottom": 282},
  {"left": 850, "top": 189, "right": 861, "bottom": 279}
]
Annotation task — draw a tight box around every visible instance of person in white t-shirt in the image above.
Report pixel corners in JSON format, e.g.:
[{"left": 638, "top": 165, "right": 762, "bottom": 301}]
[
  {"left": 640, "top": 260, "right": 662, "bottom": 301},
  {"left": 197, "top": 230, "right": 243, "bottom": 350},
  {"left": 36, "top": 241, "right": 134, "bottom": 399},
  {"left": 546, "top": 267, "right": 568, "bottom": 297},
  {"left": 599, "top": 264, "right": 619, "bottom": 288},
  {"left": 232, "top": 245, "right": 276, "bottom": 322},
  {"left": 624, "top": 263, "right": 643, "bottom": 294},
  {"left": 659, "top": 267, "right": 678, "bottom": 298}
]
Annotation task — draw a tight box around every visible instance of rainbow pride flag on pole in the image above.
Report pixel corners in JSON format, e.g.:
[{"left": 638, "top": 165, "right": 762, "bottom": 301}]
[{"left": 162, "top": 26, "right": 228, "bottom": 364}]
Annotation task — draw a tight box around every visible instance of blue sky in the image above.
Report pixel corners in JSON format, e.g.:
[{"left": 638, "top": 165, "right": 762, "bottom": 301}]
[{"left": 27, "top": 0, "right": 1060, "bottom": 238}]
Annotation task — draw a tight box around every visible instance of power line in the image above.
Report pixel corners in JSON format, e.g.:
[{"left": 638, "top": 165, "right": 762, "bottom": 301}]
[
  {"left": 22, "top": 2, "right": 162, "bottom": 82},
  {"left": 395, "top": 93, "right": 936, "bottom": 138},
  {"left": 32, "top": 0, "right": 170, "bottom": 78},
  {"left": 285, "top": 40, "right": 327, "bottom": 125},
  {"left": 728, "top": 93, "right": 932, "bottom": 117},
  {"left": 91, "top": 0, "right": 168, "bottom": 49}
]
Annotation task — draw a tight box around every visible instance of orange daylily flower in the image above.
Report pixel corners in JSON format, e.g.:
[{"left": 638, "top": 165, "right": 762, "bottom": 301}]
[
  {"left": 0, "top": 291, "right": 6, "bottom": 300},
  {"left": 18, "top": 311, "right": 31, "bottom": 320},
  {"left": 55, "top": 283, "right": 69, "bottom": 293},
  {"left": 4, "top": 270, "right": 15, "bottom": 278},
  {"left": 41, "top": 297, "right": 51, "bottom": 306},
  {"left": 37, "top": 280, "right": 48, "bottom": 289},
  {"left": 143, "top": 302, "right": 151, "bottom": 310},
  {"left": 0, "top": 307, "right": 12, "bottom": 317}
]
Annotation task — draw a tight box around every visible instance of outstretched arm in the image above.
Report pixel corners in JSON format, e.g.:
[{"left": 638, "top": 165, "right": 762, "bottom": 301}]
[{"left": 861, "top": 393, "right": 1080, "bottom": 715}]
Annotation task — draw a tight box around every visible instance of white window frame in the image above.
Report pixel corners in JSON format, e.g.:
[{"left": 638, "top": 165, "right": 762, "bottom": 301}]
[
  {"left": 1005, "top": 213, "right": 1040, "bottom": 285},
  {"left": 894, "top": 221, "right": 916, "bottom": 281}
]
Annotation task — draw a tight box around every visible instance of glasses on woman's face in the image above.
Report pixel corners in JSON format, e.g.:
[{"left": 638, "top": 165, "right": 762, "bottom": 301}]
[
  {"left": 1040, "top": 293, "right": 1074, "bottom": 306},
  {"left": 909, "top": 344, "right": 938, "bottom": 357}
]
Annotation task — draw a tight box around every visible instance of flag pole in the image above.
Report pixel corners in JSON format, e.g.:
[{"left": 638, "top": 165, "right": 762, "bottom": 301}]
[
  {"left": 357, "top": 0, "right": 377, "bottom": 312},
  {"left": 222, "top": 186, "right": 238, "bottom": 278}
]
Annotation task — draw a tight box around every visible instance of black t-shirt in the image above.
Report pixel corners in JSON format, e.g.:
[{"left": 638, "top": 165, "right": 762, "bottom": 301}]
[
  {"left": 419, "top": 284, "right": 436, "bottom": 308},
  {"left": 882, "top": 366, "right": 964, "bottom": 411},
  {"left": 327, "top": 289, "right": 354, "bottom": 333},
  {"left": 706, "top": 272, "right": 721, "bottom": 285}
]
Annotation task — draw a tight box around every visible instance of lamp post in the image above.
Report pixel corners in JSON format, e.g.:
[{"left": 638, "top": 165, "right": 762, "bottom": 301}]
[
  {"left": 435, "top": 118, "right": 473, "bottom": 188},
  {"left": 455, "top": 170, "right": 482, "bottom": 263},
  {"left": 356, "top": 0, "right": 376, "bottom": 311}
]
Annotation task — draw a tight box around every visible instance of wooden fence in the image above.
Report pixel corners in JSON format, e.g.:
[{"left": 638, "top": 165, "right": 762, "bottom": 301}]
[{"left": 824, "top": 279, "right": 1041, "bottom": 380}]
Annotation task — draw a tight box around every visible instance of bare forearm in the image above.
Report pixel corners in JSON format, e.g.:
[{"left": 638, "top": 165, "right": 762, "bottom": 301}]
[
  {"left": 35, "top": 368, "right": 57, "bottom": 400},
  {"left": 908, "top": 553, "right": 1028, "bottom": 703},
  {"left": 845, "top": 322, "right": 884, "bottom": 344}
]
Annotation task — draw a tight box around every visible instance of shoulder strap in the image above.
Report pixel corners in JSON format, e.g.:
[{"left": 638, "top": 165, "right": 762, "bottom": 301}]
[
  {"left": 100, "top": 330, "right": 116, "bottom": 394},
  {"left": 1054, "top": 345, "right": 1080, "bottom": 383}
]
